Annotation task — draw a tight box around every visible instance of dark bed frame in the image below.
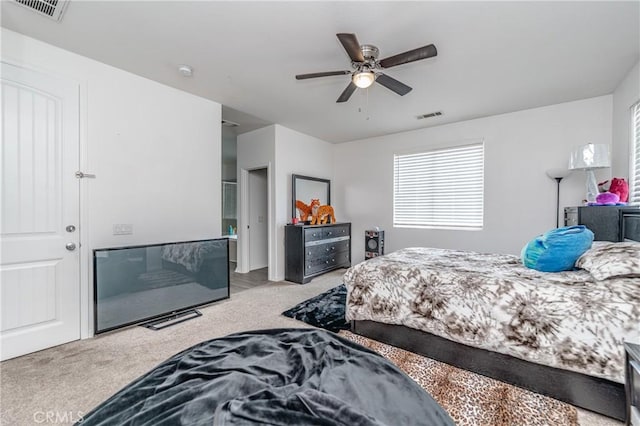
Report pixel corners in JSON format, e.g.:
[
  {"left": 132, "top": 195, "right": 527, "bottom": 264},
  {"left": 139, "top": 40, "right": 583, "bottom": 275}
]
[{"left": 351, "top": 208, "right": 640, "bottom": 422}]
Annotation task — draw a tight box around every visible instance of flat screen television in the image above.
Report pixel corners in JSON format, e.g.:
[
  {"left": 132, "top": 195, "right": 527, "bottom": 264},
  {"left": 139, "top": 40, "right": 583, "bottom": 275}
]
[{"left": 94, "top": 238, "right": 229, "bottom": 334}]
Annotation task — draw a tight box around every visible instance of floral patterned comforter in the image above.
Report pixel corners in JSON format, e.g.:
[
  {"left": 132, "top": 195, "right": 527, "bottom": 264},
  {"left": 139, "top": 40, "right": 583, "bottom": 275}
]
[{"left": 344, "top": 248, "right": 640, "bottom": 383}]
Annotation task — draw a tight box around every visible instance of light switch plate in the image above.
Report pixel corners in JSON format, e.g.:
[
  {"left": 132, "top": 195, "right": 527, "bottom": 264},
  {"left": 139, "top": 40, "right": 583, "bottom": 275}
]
[{"left": 113, "top": 224, "right": 133, "bottom": 235}]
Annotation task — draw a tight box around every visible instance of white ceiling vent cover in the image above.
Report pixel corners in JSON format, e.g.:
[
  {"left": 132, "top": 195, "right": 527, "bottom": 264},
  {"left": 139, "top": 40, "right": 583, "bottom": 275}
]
[
  {"left": 12, "top": 0, "right": 69, "bottom": 21},
  {"left": 417, "top": 111, "right": 443, "bottom": 120}
]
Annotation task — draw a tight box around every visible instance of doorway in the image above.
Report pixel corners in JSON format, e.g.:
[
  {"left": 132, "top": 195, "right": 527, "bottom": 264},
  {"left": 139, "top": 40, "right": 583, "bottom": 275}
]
[{"left": 248, "top": 168, "right": 268, "bottom": 271}]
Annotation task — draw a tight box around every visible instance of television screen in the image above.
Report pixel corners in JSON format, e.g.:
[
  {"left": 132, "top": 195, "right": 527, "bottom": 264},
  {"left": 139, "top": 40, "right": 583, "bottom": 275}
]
[{"left": 94, "top": 239, "right": 229, "bottom": 333}]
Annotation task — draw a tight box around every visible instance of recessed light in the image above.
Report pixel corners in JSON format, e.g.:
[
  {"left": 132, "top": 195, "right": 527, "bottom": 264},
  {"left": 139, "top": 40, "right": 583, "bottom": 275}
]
[{"left": 178, "top": 65, "right": 193, "bottom": 77}]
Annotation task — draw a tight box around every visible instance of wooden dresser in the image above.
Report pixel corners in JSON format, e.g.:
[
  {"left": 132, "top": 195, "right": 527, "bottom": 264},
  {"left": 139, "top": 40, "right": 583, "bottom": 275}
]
[{"left": 285, "top": 223, "right": 351, "bottom": 284}]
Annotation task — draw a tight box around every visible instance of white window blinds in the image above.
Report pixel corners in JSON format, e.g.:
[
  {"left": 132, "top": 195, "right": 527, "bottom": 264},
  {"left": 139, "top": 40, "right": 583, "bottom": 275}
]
[
  {"left": 393, "top": 142, "right": 484, "bottom": 229},
  {"left": 631, "top": 101, "right": 640, "bottom": 204}
]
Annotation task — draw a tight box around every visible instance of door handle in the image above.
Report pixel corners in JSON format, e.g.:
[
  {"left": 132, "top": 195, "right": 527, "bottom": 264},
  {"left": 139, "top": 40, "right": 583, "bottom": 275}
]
[
  {"left": 66, "top": 225, "right": 76, "bottom": 233},
  {"left": 65, "top": 242, "right": 76, "bottom": 251},
  {"left": 75, "top": 171, "right": 96, "bottom": 179}
]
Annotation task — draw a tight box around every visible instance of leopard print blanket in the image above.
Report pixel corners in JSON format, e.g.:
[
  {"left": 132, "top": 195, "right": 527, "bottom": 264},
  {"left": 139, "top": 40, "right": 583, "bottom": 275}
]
[
  {"left": 339, "top": 331, "right": 579, "bottom": 426},
  {"left": 344, "top": 247, "right": 640, "bottom": 383}
]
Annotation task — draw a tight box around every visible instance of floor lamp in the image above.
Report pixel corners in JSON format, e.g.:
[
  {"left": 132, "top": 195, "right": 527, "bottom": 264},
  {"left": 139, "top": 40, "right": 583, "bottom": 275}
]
[{"left": 546, "top": 169, "right": 571, "bottom": 228}]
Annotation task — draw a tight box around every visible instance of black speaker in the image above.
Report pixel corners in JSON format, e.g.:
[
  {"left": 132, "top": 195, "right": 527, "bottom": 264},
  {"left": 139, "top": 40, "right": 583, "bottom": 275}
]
[{"left": 365, "top": 230, "right": 384, "bottom": 259}]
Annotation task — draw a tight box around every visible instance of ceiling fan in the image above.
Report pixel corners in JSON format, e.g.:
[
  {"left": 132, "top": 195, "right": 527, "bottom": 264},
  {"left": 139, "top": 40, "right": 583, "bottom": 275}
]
[{"left": 295, "top": 33, "right": 437, "bottom": 103}]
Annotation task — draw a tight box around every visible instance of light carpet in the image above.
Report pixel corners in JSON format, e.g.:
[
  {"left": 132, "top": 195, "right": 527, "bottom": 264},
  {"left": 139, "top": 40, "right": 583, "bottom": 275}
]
[{"left": 0, "top": 269, "right": 622, "bottom": 426}]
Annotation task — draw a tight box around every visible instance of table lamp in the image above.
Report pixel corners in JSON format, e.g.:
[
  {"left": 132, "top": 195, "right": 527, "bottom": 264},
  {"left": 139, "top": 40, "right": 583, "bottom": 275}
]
[{"left": 568, "top": 143, "right": 610, "bottom": 203}]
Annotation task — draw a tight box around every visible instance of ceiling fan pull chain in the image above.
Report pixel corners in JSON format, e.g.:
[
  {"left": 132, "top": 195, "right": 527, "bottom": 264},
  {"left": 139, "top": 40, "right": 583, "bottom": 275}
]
[{"left": 366, "top": 88, "right": 370, "bottom": 121}]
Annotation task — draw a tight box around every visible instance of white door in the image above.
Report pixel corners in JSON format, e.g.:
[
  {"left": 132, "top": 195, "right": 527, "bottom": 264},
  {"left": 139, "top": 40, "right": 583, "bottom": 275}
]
[
  {"left": 0, "top": 62, "right": 80, "bottom": 360},
  {"left": 248, "top": 168, "right": 268, "bottom": 270}
]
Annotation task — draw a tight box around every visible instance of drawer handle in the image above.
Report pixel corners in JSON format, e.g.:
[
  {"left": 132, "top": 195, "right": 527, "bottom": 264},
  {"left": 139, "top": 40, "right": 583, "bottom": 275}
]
[
  {"left": 312, "top": 233, "right": 317, "bottom": 237},
  {"left": 327, "top": 231, "right": 333, "bottom": 236},
  {"left": 325, "top": 260, "right": 329, "bottom": 264},
  {"left": 308, "top": 252, "right": 311, "bottom": 256}
]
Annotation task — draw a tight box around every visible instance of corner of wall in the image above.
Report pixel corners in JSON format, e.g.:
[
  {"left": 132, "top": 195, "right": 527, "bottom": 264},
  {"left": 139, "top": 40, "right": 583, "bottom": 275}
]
[{"left": 612, "top": 60, "right": 640, "bottom": 178}]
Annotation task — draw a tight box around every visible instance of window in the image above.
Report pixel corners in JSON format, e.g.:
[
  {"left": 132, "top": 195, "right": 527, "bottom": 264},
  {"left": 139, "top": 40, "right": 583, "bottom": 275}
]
[
  {"left": 393, "top": 142, "right": 484, "bottom": 230},
  {"left": 631, "top": 101, "right": 640, "bottom": 204}
]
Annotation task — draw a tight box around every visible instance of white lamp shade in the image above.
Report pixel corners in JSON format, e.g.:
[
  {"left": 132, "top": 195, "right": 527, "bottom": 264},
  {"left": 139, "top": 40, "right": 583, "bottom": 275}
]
[
  {"left": 568, "top": 143, "right": 610, "bottom": 170},
  {"left": 353, "top": 71, "right": 375, "bottom": 89},
  {"left": 546, "top": 168, "right": 571, "bottom": 179}
]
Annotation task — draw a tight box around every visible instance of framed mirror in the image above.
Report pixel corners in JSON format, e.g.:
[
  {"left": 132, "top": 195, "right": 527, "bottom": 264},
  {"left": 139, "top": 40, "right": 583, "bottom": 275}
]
[{"left": 292, "top": 174, "right": 331, "bottom": 223}]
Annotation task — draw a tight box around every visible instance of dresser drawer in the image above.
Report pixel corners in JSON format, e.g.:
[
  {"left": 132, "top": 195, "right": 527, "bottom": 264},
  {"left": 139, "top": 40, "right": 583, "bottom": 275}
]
[
  {"left": 305, "top": 251, "right": 351, "bottom": 275},
  {"left": 305, "top": 240, "right": 350, "bottom": 259},
  {"left": 325, "top": 224, "right": 350, "bottom": 238},
  {"left": 305, "top": 256, "right": 331, "bottom": 275},
  {"left": 333, "top": 250, "right": 350, "bottom": 267},
  {"left": 304, "top": 227, "right": 325, "bottom": 242}
]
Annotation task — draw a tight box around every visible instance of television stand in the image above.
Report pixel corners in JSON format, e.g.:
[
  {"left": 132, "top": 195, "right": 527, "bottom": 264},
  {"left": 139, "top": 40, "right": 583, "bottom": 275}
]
[{"left": 140, "top": 309, "right": 202, "bottom": 331}]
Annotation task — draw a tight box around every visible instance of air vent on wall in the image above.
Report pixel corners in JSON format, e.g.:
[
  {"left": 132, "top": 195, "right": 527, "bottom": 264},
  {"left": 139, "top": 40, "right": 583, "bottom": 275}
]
[
  {"left": 417, "top": 111, "right": 443, "bottom": 120},
  {"left": 221, "top": 120, "right": 239, "bottom": 128},
  {"left": 11, "top": 0, "right": 68, "bottom": 21}
]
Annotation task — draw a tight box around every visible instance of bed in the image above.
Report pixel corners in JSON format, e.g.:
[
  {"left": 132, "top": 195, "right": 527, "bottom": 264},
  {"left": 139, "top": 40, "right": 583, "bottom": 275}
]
[
  {"left": 80, "top": 329, "right": 454, "bottom": 426},
  {"left": 346, "top": 210, "right": 640, "bottom": 421}
]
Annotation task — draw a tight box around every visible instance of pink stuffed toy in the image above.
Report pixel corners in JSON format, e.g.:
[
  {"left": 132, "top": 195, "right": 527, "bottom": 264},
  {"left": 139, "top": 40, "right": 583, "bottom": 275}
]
[{"left": 609, "top": 178, "right": 629, "bottom": 202}]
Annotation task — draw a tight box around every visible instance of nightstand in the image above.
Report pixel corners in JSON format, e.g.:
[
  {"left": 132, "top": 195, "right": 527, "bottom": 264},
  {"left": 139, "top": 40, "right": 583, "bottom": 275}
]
[
  {"left": 564, "top": 206, "right": 639, "bottom": 241},
  {"left": 626, "top": 342, "right": 640, "bottom": 425}
]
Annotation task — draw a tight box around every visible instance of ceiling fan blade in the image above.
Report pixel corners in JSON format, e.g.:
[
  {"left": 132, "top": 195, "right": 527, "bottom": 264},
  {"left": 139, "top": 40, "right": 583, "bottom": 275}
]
[
  {"left": 336, "top": 82, "right": 357, "bottom": 103},
  {"left": 375, "top": 73, "right": 412, "bottom": 96},
  {"left": 379, "top": 44, "right": 437, "bottom": 68},
  {"left": 337, "top": 33, "right": 365, "bottom": 62},
  {"left": 295, "top": 71, "right": 351, "bottom": 80}
]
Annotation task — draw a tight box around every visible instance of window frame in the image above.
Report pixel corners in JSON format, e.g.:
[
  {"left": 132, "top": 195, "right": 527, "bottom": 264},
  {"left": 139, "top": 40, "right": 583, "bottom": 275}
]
[
  {"left": 392, "top": 140, "right": 485, "bottom": 231},
  {"left": 630, "top": 100, "right": 640, "bottom": 205}
]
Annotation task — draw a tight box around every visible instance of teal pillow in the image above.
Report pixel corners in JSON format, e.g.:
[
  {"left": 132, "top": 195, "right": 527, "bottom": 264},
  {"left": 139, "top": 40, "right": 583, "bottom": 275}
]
[{"left": 521, "top": 225, "right": 594, "bottom": 272}]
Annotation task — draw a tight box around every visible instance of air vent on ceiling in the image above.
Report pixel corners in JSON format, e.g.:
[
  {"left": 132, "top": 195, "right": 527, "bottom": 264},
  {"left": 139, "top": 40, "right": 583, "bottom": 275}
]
[
  {"left": 221, "top": 119, "right": 239, "bottom": 128},
  {"left": 12, "top": 0, "right": 69, "bottom": 21},
  {"left": 417, "top": 111, "right": 443, "bottom": 120}
]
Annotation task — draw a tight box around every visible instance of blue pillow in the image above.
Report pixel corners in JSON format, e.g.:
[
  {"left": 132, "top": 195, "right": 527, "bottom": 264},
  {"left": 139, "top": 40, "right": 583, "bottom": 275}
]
[{"left": 521, "top": 225, "right": 594, "bottom": 272}]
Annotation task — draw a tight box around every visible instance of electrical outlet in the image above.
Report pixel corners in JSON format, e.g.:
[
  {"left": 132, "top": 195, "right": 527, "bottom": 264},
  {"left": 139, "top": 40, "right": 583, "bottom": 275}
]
[{"left": 113, "top": 224, "right": 133, "bottom": 235}]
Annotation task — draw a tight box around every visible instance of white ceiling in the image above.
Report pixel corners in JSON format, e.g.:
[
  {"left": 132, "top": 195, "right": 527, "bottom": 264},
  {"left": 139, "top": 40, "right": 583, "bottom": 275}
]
[{"left": 2, "top": 1, "right": 638, "bottom": 143}]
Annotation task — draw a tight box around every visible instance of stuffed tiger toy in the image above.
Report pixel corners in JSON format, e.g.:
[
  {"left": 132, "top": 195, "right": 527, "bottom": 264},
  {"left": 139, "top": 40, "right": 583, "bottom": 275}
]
[
  {"left": 296, "top": 200, "right": 312, "bottom": 221},
  {"left": 310, "top": 199, "right": 336, "bottom": 225}
]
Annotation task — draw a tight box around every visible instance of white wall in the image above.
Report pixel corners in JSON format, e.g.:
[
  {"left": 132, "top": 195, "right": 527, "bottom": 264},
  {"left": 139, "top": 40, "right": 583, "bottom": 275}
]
[
  {"left": 612, "top": 61, "right": 639, "bottom": 178},
  {"left": 237, "top": 125, "right": 276, "bottom": 277},
  {"left": 334, "top": 96, "right": 613, "bottom": 262},
  {"left": 2, "top": 29, "right": 222, "bottom": 337},
  {"left": 274, "top": 125, "right": 334, "bottom": 280},
  {"left": 236, "top": 124, "right": 334, "bottom": 281}
]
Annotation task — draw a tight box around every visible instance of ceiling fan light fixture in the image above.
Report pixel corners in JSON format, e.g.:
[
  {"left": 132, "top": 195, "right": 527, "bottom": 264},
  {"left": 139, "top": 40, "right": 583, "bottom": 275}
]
[{"left": 353, "top": 71, "right": 375, "bottom": 89}]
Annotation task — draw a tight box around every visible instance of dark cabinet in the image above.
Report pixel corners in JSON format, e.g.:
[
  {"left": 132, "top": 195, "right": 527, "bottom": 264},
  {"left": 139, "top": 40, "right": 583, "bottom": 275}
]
[
  {"left": 285, "top": 223, "right": 351, "bottom": 284},
  {"left": 564, "top": 206, "right": 639, "bottom": 241}
]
